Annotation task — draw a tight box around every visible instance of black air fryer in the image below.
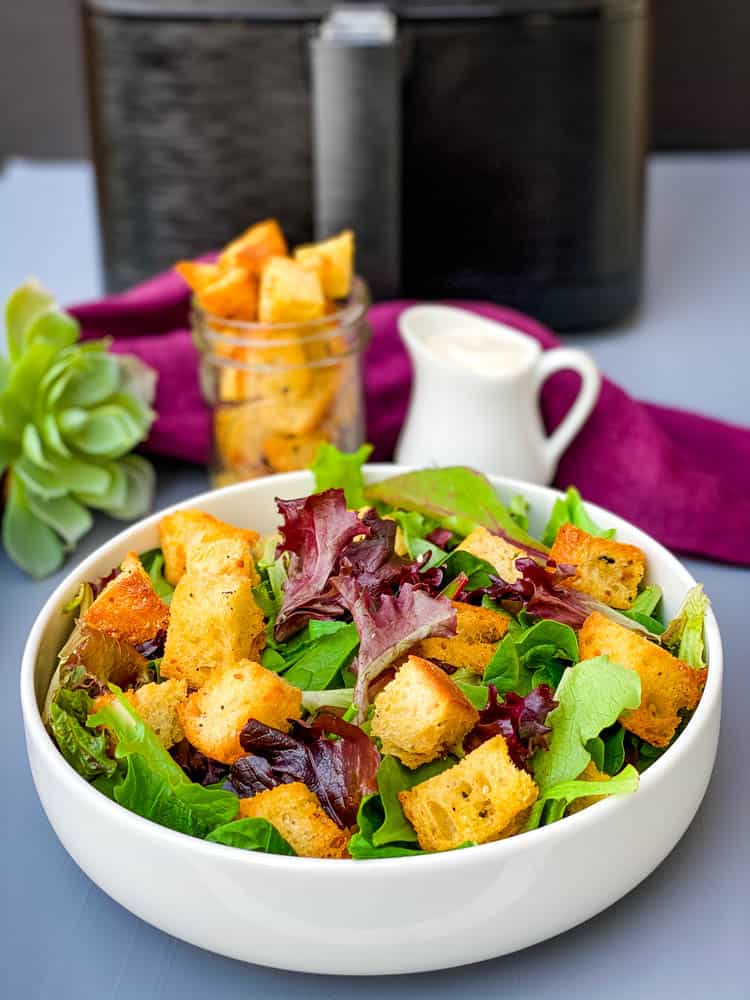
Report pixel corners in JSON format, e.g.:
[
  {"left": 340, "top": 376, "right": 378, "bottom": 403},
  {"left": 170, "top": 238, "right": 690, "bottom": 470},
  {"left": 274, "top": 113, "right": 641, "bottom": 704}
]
[{"left": 84, "top": 1, "right": 649, "bottom": 329}]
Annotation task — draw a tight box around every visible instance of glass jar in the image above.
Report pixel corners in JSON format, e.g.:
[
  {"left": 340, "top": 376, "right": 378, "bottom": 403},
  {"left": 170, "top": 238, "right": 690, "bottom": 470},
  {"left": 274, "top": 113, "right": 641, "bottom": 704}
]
[{"left": 193, "top": 277, "right": 371, "bottom": 487}]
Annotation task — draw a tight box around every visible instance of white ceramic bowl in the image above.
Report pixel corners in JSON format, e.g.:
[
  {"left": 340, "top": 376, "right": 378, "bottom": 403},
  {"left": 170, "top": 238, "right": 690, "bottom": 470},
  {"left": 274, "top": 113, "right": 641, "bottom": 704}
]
[{"left": 21, "top": 467, "right": 722, "bottom": 975}]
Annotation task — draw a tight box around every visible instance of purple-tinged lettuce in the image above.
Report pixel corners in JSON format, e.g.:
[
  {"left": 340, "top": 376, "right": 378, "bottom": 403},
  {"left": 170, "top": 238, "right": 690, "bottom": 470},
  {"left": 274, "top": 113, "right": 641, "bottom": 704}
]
[
  {"left": 464, "top": 684, "right": 558, "bottom": 770},
  {"left": 333, "top": 576, "right": 457, "bottom": 719},
  {"left": 274, "top": 489, "right": 365, "bottom": 640},
  {"left": 232, "top": 713, "right": 380, "bottom": 829}
]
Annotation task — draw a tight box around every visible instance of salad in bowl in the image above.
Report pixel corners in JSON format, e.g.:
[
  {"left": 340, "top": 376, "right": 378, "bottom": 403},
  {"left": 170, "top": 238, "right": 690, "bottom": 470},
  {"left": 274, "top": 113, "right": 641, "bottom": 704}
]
[{"left": 42, "top": 446, "right": 710, "bottom": 863}]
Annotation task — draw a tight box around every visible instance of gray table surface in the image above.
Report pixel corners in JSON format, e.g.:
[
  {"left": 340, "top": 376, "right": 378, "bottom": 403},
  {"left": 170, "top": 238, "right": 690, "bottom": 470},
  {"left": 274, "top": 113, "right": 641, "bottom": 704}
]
[{"left": 1, "top": 154, "right": 748, "bottom": 999}]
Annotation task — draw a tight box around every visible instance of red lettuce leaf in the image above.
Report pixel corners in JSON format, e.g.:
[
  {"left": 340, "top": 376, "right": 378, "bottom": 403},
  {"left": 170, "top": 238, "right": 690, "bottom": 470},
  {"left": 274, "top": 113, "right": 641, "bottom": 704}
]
[
  {"left": 333, "top": 576, "right": 457, "bottom": 719},
  {"left": 478, "top": 558, "right": 594, "bottom": 628},
  {"left": 464, "top": 684, "right": 557, "bottom": 770},
  {"left": 274, "top": 490, "right": 366, "bottom": 640},
  {"left": 231, "top": 713, "right": 380, "bottom": 829},
  {"left": 170, "top": 739, "right": 230, "bottom": 786}
]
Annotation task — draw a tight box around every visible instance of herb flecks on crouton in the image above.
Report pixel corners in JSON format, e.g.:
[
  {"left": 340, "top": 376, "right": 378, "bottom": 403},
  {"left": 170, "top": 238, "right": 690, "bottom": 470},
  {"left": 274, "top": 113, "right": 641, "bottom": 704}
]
[
  {"left": 579, "top": 612, "right": 705, "bottom": 746},
  {"left": 177, "top": 660, "right": 302, "bottom": 764},
  {"left": 550, "top": 524, "right": 646, "bottom": 609},
  {"left": 84, "top": 552, "right": 170, "bottom": 646},
  {"left": 414, "top": 601, "right": 509, "bottom": 674},
  {"left": 399, "top": 735, "right": 538, "bottom": 852},
  {"left": 161, "top": 574, "right": 265, "bottom": 688},
  {"left": 159, "top": 509, "right": 260, "bottom": 587},
  {"left": 456, "top": 527, "right": 528, "bottom": 582},
  {"left": 371, "top": 655, "right": 479, "bottom": 769},
  {"left": 239, "top": 783, "right": 349, "bottom": 858}
]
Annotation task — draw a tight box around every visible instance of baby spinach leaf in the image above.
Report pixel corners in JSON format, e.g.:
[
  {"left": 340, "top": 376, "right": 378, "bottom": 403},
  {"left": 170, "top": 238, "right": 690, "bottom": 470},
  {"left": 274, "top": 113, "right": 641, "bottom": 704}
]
[
  {"left": 139, "top": 548, "right": 174, "bottom": 605},
  {"left": 531, "top": 656, "right": 641, "bottom": 792},
  {"left": 373, "top": 755, "right": 457, "bottom": 847},
  {"left": 524, "top": 764, "right": 639, "bottom": 831},
  {"left": 311, "top": 442, "right": 372, "bottom": 508},
  {"left": 541, "top": 486, "right": 616, "bottom": 547},
  {"left": 364, "top": 466, "right": 539, "bottom": 548},
  {"left": 279, "top": 623, "right": 359, "bottom": 690},
  {"left": 348, "top": 794, "right": 428, "bottom": 858},
  {"left": 48, "top": 689, "right": 117, "bottom": 781},
  {"left": 440, "top": 550, "right": 497, "bottom": 592},
  {"left": 207, "top": 817, "right": 296, "bottom": 855}
]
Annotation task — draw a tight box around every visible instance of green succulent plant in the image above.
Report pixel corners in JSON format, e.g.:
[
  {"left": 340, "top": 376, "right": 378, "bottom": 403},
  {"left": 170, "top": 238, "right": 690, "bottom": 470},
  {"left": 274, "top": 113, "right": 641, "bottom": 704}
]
[{"left": 0, "top": 280, "right": 156, "bottom": 578}]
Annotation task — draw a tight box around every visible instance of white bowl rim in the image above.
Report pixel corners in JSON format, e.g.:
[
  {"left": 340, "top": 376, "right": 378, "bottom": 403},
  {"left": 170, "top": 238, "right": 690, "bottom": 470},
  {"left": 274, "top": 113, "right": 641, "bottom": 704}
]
[{"left": 21, "top": 464, "right": 723, "bottom": 875}]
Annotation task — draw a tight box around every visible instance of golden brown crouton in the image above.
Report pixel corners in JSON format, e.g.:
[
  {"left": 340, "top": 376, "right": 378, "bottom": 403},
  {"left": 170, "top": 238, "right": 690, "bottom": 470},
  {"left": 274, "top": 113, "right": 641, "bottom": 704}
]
[
  {"left": 185, "top": 536, "right": 259, "bottom": 585},
  {"left": 84, "top": 552, "right": 170, "bottom": 646},
  {"left": 413, "top": 601, "right": 509, "bottom": 674},
  {"left": 567, "top": 760, "right": 611, "bottom": 815},
  {"left": 159, "top": 510, "right": 260, "bottom": 586},
  {"left": 579, "top": 612, "right": 705, "bottom": 747},
  {"left": 218, "top": 219, "right": 288, "bottom": 274},
  {"left": 92, "top": 678, "right": 188, "bottom": 749},
  {"left": 161, "top": 574, "right": 266, "bottom": 688},
  {"left": 258, "top": 257, "right": 326, "bottom": 324},
  {"left": 550, "top": 524, "right": 646, "bottom": 610},
  {"left": 239, "top": 783, "right": 349, "bottom": 858},
  {"left": 371, "top": 656, "right": 479, "bottom": 769},
  {"left": 196, "top": 267, "right": 259, "bottom": 321},
  {"left": 177, "top": 660, "right": 301, "bottom": 764},
  {"left": 294, "top": 230, "right": 354, "bottom": 299},
  {"left": 399, "top": 736, "right": 538, "bottom": 852},
  {"left": 174, "top": 261, "right": 222, "bottom": 293},
  {"left": 262, "top": 431, "right": 327, "bottom": 473},
  {"left": 456, "top": 527, "right": 527, "bottom": 582}
]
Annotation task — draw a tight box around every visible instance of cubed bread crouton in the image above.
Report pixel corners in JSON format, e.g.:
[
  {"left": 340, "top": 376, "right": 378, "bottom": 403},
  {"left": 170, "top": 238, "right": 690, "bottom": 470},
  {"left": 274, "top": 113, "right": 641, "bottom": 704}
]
[
  {"left": 161, "top": 574, "right": 266, "bottom": 688},
  {"left": 294, "top": 229, "right": 354, "bottom": 299},
  {"left": 456, "top": 527, "right": 527, "bottom": 582},
  {"left": 550, "top": 524, "right": 646, "bottom": 610},
  {"left": 84, "top": 552, "right": 170, "bottom": 646},
  {"left": 218, "top": 219, "right": 288, "bottom": 274},
  {"left": 262, "top": 431, "right": 327, "bottom": 473},
  {"left": 220, "top": 339, "right": 312, "bottom": 405},
  {"left": 185, "top": 536, "right": 259, "bottom": 585},
  {"left": 371, "top": 656, "right": 479, "bottom": 769},
  {"left": 177, "top": 660, "right": 301, "bottom": 763},
  {"left": 567, "top": 760, "right": 611, "bottom": 815},
  {"left": 399, "top": 735, "right": 538, "bottom": 851},
  {"left": 159, "top": 509, "right": 260, "bottom": 586},
  {"left": 239, "top": 783, "right": 348, "bottom": 858},
  {"left": 413, "top": 600, "right": 509, "bottom": 674},
  {"left": 196, "top": 267, "right": 259, "bottom": 321},
  {"left": 258, "top": 257, "right": 326, "bottom": 324},
  {"left": 579, "top": 612, "right": 705, "bottom": 747},
  {"left": 174, "top": 260, "right": 222, "bottom": 293},
  {"left": 92, "top": 678, "right": 188, "bottom": 749}
]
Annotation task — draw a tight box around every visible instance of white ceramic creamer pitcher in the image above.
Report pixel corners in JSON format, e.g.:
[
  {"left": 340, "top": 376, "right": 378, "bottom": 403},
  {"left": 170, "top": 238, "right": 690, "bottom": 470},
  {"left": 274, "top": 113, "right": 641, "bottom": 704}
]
[{"left": 395, "top": 305, "right": 600, "bottom": 484}]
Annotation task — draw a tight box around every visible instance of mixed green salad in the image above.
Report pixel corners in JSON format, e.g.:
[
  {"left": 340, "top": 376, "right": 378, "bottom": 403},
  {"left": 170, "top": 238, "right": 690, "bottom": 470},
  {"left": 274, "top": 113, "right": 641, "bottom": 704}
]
[{"left": 45, "top": 445, "right": 709, "bottom": 860}]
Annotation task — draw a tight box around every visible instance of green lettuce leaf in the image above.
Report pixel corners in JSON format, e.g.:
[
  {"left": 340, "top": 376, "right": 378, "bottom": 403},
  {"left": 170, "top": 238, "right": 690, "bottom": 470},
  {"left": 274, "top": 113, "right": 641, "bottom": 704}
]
[
  {"left": 531, "top": 656, "right": 642, "bottom": 792},
  {"left": 48, "top": 688, "right": 117, "bottom": 781},
  {"left": 621, "top": 585, "right": 665, "bottom": 633},
  {"left": 541, "top": 486, "right": 616, "bottom": 547},
  {"left": 585, "top": 725, "right": 627, "bottom": 776},
  {"left": 483, "top": 619, "right": 579, "bottom": 695},
  {"left": 311, "top": 442, "right": 372, "bottom": 508},
  {"left": 364, "top": 466, "right": 540, "bottom": 548},
  {"left": 508, "top": 494, "right": 530, "bottom": 533},
  {"left": 373, "top": 755, "right": 457, "bottom": 847},
  {"left": 662, "top": 585, "right": 709, "bottom": 668},
  {"left": 139, "top": 548, "right": 175, "bottom": 605},
  {"left": 390, "top": 509, "right": 446, "bottom": 564},
  {"left": 524, "top": 764, "right": 639, "bottom": 830},
  {"left": 348, "top": 795, "right": 428, "bottom": 858},
  {"left": 281, "top": 622, "right": 359, "bottom": 690},
  {"left": 206, "top": 817, "right": 296, "bottom": 855}
]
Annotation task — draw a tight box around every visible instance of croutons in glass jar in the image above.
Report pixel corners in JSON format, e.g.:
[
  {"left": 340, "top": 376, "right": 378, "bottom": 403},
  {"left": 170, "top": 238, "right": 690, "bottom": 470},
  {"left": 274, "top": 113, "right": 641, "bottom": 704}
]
[{"left": 180, "top": 222, "right": 371, "bottom": 486}]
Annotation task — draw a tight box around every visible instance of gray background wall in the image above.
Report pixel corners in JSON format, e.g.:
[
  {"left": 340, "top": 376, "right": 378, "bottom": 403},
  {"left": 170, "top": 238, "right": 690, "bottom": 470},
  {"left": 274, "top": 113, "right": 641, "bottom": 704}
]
[{"left": 1, "top": 0, "right": 749, "bottom": 161}]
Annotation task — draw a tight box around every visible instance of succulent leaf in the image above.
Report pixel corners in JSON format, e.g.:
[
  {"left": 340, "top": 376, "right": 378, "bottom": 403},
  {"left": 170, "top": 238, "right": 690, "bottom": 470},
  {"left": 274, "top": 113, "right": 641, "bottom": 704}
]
[{"left": 2, "top": 475, "right": 65, "bottom": 578}]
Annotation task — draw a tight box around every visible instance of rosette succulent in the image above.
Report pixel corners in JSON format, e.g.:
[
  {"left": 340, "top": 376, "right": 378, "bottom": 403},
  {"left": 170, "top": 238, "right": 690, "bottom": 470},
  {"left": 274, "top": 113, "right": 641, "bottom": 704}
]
[{"left": 0, "top": 281, "right": 156, "bottom": 578}]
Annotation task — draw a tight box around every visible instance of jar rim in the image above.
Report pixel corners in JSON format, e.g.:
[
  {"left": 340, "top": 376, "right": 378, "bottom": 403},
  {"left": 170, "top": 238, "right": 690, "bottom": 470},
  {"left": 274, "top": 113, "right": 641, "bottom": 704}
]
[{"left": 194, "top": 275, "right": 369, "bottom": 350}]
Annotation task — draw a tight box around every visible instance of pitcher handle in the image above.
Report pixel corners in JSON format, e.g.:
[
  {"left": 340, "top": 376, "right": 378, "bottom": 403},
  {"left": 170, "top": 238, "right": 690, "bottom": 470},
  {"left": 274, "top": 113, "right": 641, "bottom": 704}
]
[{"left": 535, "top": 347, "right": 601, "bottom": 477}]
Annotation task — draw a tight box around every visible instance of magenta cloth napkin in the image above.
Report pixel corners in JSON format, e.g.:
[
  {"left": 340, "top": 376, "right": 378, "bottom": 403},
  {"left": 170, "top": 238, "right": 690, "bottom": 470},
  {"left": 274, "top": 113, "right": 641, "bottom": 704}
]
[{"left": 70, "top": 270, "right": 750, "bottom": 566}]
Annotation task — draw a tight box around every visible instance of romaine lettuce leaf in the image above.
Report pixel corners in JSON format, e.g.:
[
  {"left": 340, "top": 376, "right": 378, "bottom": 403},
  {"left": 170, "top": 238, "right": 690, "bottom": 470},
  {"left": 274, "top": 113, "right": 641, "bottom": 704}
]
[
  {"left": 364, "top": 466, "right": 540, "bottom": 548},
  {"left": 531, "top": 656, "right": 642, "bottom": 792},
  {"left": 662, "top": 585, "right": 709, "bottom": 668},
  {"left": 524, "top": 764, "right": 639, "bottom": 830},
  {"left": 310, "top": 442, "right": 372, "bottom": 508},
  {"left": 206, "top": 817, "right": 295, "bottom": 855},
  {"left": 541, "top": 486, "right": 616, "bottom": 547}
]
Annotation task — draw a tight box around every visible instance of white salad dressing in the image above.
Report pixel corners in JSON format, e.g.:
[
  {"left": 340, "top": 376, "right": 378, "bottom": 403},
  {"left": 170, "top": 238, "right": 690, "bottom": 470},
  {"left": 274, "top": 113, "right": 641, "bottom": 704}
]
[{"left": 419, "top": 328, "right": 530, "bottom": 377}]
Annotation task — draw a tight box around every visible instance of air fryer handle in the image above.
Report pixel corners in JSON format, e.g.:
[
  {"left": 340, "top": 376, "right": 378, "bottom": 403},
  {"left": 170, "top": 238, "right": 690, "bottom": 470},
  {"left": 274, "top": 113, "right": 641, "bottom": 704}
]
[{"left": 310, "top": 6, "right": 401, "bottom": 299}]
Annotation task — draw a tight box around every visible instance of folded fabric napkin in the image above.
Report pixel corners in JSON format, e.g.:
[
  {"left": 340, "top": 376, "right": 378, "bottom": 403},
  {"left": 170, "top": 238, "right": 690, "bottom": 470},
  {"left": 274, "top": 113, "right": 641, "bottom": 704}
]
[{"left": 71, "top": 270, "right": 750, "bottom": 566}]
